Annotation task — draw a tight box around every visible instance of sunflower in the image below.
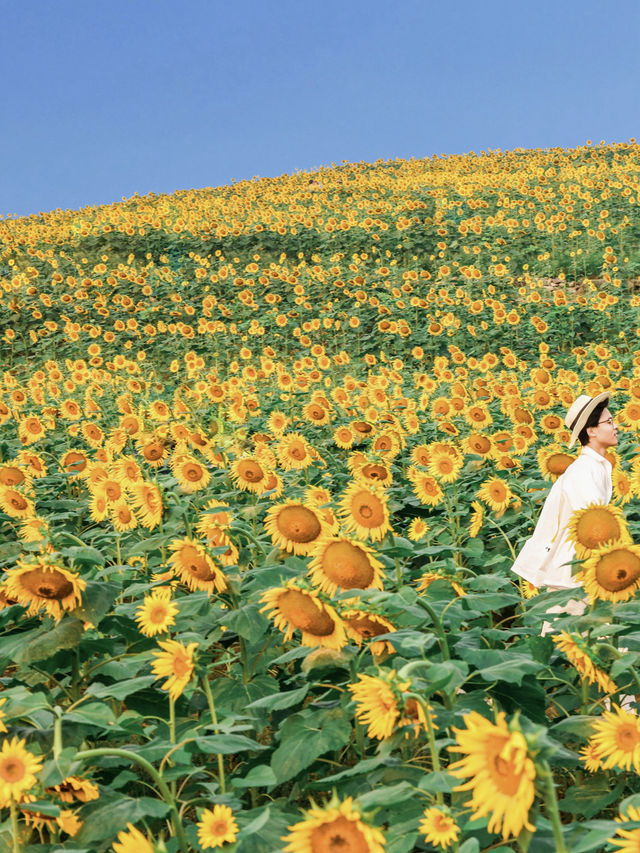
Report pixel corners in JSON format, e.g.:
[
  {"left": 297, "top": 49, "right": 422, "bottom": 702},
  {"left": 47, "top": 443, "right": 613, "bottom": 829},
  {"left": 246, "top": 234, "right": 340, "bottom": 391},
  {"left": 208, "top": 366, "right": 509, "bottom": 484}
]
[
  {"left": 151, "top": 638, "right": 198, "bottom": 701},
  {"left": 307, "top": 536, "right": 384, "bottom": 596},
  {"left": 112, "top": 823, "right": 155, "bottom": 853},
  {"left": 266, "top": 410, "right": 289, "bottom": 435},
  {"left": 60, "top": 449, "right": 89, "bottom": 478},
  {"left": 588, "top": 705, "right": 640, "bottom": 772},
  {"left": 339, "top": 482, "right": 391, "bottom": 542},
  {"left": 112, "top": 455, "right": 143, "bottom": 487},
  {"left": 89, "top": 492, "right": 109, "bottom": 523},
  {"left": 418, "top": 807, "right": 460, "bottom": 849},
  {"left": 0, "top": 465, "right": 29, "bottom": 488},
  {"left": 428, "top": 449, "right": 464, "bottom": 483},
  {"left": 408, "top": 517, "right": 429, "bottom": 541},
  {"left": 448, "top": 711, "right": 536, "bottom": 840},
  {"left": 81, "top": 421, "right": 105, "bottom": 449},
  {"left": 135, "top": 588, "right": 178, "bottom": 637},
  {"left": 229, "top": 456, "right": 267, "bottom": 493},
  {"left": 341, "top": 605, "right": 396, "bottom": 655},
  {"left": 110, "top": 502, "right": 139, "bottom": 533},
  {"left": 613, "top": 468, "right": 634, "bottom": 505},
  {"left": 0, "top": 736, "right": 43, "bottom": 802},
  {"left": 576, "top": 543, "right": 640, "bottom": 603},
  {"left": 417, "top": 572, "right": 465, "bottom": 597},
  {"left": 411, "top": 444, "right": 431, "bottom": 466},
  {"left": 461, "top": 432, "right": 494, "bottom": 458},
  {"left": 579, "top": 741, "right": 603, "bottom": 772},
  {"left": 302, "top": 400, "right": 331, "bottom": 426},
  {"left": 408, "top": 468, "right": 444, "bottom": 507},
  {"left": 264, "top": 501, "right": 325, "bottom": 556},
  {"left": 260, "top": 582, "right": 347, "bottom": 649},
  {"left": 334, "top": 425, "right": 356, "bottom": 450},
  {"left": 476, "top": 477, "right": 513, "bottom": 514},
  {"left": 568, "top": 502, "right": 630, "bottom": 559},
  {"left": 357, "top": 461, "right": 393, "bottom": 488},
  {"left": 48, "top": 775, "right": 99, "bottom": 803},
  {"left": 130, "top": 481, "right": 163, "bottom": 529},
  {"left": 197, "top": 500, "right": 233, "bottom": 531},
  {"left": 197, "top": 804, "right": 239, "bottom": 849},
  {"left": 552, "top": 631, "right": 617, "bottom": 694},
  {"left": 282, "top": 795, "right": 386, "bottom": 853},
  {"left": 0, "top": 486, "right": 34, "bottom": 519},
  {"left": 277, "top": 432, "right": 315, "bottom": 470},
  {"left": 168, "top": 538, "right": 228, "bottom": 593},
  {"left": 18, "top": 416, "right": 47, "bottom": 445},
  {"left": 469, "top": 500, "right": 484, "bottom": 538},
  {"left": 3, "top": 560, "right": 85, "bottom": 620},
  {"left": 137, "top": 434, "right": 169, "bottom": 468},
  {"left": 537, "top": 445, "right": 575, "bottom": 481},
  {"left": 348, "top": 670, "right": 426, "bottom": 741},
  {"left": 171, "top": 454, "right": 211, "bottom": 493}
]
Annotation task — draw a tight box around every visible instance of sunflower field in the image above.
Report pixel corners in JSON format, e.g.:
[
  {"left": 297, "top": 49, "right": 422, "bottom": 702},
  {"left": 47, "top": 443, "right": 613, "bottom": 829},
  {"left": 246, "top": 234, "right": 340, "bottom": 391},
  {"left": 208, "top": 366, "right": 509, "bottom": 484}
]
[{"left": 3, "top": 141, "right": 640, "bottom": 852}]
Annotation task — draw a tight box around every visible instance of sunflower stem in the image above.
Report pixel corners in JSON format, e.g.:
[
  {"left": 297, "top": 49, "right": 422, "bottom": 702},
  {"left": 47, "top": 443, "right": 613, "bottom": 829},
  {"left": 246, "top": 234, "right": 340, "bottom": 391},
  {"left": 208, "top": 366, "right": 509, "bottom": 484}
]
[
  {"left": 414, "top": 598, "right": 450, "bottom": 661},
  {"left": 10, "top": 797, "right": 20, "bottom": 853},
  {"left": 75, "top": 747, "right": 188, "bottom": 853},
  {"left": 53, "top": 706, "right": 63, "bottom": 759},
  {"left": 169, "top": 695, "right": 176, "bottom": 796},
  {"left": 540, "top": 760, "right": 568, "bottom": 853},
  {"left": 408, "top": 693, "right": 443, "bottom": 804},
  {"left": 202, "top": 674, "right": 226, "bottom": 793}
]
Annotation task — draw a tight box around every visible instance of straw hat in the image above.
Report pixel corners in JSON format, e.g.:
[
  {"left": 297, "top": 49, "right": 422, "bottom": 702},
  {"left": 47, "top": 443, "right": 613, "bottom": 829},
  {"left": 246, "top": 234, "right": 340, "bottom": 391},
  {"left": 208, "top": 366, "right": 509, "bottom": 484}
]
[{"left": 564, "top": 392, "right": 610, "bottom": 448}]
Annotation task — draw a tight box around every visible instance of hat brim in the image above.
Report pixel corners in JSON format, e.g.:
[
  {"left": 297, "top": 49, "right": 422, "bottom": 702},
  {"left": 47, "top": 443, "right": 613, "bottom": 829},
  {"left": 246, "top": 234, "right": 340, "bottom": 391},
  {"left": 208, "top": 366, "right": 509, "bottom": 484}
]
[{"left": 567, "top": 391, "right": 612, "bottom": 448}]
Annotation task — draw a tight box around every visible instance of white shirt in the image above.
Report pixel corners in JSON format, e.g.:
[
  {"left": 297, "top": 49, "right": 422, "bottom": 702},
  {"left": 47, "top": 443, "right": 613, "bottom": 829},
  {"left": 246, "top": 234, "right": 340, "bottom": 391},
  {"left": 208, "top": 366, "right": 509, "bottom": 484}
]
[{"left": 511, "top": 445, "right": 613, "bottom": 589}]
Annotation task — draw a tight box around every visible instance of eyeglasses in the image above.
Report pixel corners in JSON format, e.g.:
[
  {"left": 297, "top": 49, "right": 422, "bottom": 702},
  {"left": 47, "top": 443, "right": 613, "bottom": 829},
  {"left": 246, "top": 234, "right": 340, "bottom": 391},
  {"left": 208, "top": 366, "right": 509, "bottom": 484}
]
[{"left": 598, "top": 417, "right": 615, "bottom": 426}]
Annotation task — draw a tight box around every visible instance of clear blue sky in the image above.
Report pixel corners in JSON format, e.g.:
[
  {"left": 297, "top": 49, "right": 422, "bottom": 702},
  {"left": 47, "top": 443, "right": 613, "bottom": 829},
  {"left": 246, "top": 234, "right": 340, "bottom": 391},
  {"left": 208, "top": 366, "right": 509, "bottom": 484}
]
[{"left": 2, "top": 0, "right": 639, "bottom": 217}]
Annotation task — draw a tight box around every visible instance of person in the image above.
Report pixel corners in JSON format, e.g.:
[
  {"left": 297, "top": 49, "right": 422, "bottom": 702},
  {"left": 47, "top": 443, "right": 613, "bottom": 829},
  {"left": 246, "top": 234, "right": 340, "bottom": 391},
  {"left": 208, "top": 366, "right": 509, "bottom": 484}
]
[{"left": 511, "top": 392, "right": 618, "bottom": 595}]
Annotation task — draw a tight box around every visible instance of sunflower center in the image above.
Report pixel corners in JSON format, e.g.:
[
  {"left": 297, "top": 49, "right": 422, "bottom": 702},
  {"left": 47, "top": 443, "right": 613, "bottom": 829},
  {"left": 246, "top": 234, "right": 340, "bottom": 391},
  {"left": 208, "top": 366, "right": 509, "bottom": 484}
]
[
  {"left": 344, "top": 614, "right": 386, "bottom": 639},
  {"left": 211, "top": 820, "right": 228, "bottom": 835},
  {"left": 277, "top": 589, "right": 335, "bottom": 636},
  {"left": 350, "top": 492, "right": 385, "bottom": 527},
  {"left": 172, "top": 652, "right": 190, "bottom": 678},
  {"left": 21, "top": 568, "right": 74, "bottom": 600},
  {"left": 490, "top": 751, "right": 521, "bottom": 796},
  {"left": 311, "top": 816, "right": 368, "bottom": 852},
  {"left": 547, "top": 453, "right": 574, "bottom": 475},
  {"left": 322, "top": 541, "right": 375, "bottom": 588},
  {"left": 144, "top": 443, "right": 165, "bottom": 460},
  {"left": 150, "top": 605, "right": 169, "bottom": 624},
  {"left": 575, "top": 509, "right": 620, "bottom": 549},
  {"left": 0, "top": 467, "right": 25, "bottom": 486},
  {"left": 595, "top": 550, "right": 640, "bottom": 591},
  {"left": 616, "top": 725, "right": 640, "bottom": 750},
  {"left": 181, "top": 546, "right": 216, "bottom": 580},
  {"left": 9, "top": 494, "right": 28, "bottom": 510},
  {"left": 238, "top": 460, "right": 264, "bottom": 482},
  {"left": 1, "top": 758, "right": 25, "bottom": 782},
  {"left": 276, "top": 506, "right": 322, "bottom": 543},
  {"left": 185, "top": 465, "right": 203, "bottom": 481}
]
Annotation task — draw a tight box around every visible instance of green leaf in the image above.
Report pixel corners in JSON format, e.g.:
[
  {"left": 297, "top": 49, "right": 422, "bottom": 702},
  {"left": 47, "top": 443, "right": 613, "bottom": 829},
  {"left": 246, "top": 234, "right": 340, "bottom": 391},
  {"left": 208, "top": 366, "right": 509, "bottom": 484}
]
[
  {"left": 1, "top": 685, "right": 51, "bottom": 720},
  {"left": 126, "top": 534, "right": 172, "bottom": 556},
  {"left": 461, "top": 647, "right": 543, "bottom": 685},
  {"left": 194, "top": 734, "right": 267, "bottom": 754},
  {"left": 61, "top": 545, "right": 105, "bottom": 566},
  {"left": 86, "top": 675, "right": 157, "bottom": 702},
  {"left": 72, "top": 581, "right": 119, "bottom": 625},
  {"left": 458, "top": 840, "right": 480, "bottom": 853},
  {"left": 222, "top": 604, "right": 269, "bottom": 643},
  {"left": 558, "top": 777, "right": 626, "bottom": 818},
  {"left": 568, "top": 820, "right": 626, "bottom": 853},
  {"left": 38, "top": 748, "right": 79, "bottom": 788},
  {"left": 358, "top": 782, "right": 415, "bottom": 808},
  {"left": 74, "top": 795, "right": 171, "bottom": 845},
  {"left": 246, "top": 683, "right": 309, "bottom": 712},
  {"left": 65, "top": 702, "right": 117, "bottom": 728},
  {"left": 232, "top": 765, "right": 277, "bottom": 789},
  {"left": 418, "top": 770, "right": 457, "bottom": 793},
  {"left": 15, "top": 618, "right": 85, "bottom": 664},
  {"left": 271, "top": 707, "right": 351, "bottom": 784}
]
